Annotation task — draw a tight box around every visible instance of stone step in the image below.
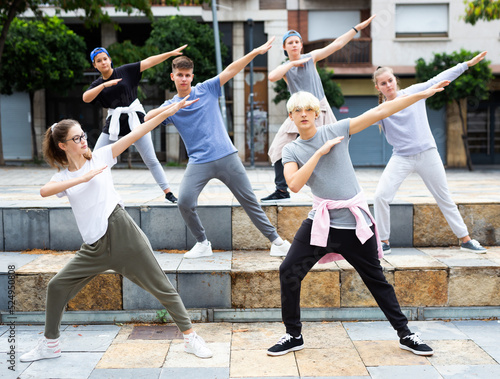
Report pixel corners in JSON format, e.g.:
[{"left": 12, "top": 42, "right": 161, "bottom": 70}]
[
  {"left": 2, "top": 248, "right": 500, "bottom": 322},
  {"left": 1, "top": 202, "right": 499, "bottom": 251}
]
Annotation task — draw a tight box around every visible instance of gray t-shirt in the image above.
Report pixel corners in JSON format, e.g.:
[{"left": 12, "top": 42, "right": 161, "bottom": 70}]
[
  {"left": 285, "top": 53, "right": 326, "bottom": 100},
  {"left": 282, "top": 118, "right": 371, "bottom": 229}
]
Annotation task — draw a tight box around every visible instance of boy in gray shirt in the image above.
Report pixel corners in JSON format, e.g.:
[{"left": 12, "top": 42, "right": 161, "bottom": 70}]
[{"left": 267, "top": 85, "right": 450, "bottom": 357}]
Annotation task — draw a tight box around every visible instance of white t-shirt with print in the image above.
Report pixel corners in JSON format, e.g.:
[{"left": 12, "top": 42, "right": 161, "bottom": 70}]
[{"left": 51, "top": 145, "right": 123, "bottom": 245}]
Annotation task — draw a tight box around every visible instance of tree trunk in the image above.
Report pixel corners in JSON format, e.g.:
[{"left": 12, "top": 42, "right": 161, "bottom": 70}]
[{"left": 456, "top": 99, "right": 473, "bottom": 171}]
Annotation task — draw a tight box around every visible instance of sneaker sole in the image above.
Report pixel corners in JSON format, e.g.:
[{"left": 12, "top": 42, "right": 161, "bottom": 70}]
[
  {"left": 267, "top": 345, "right": 304, "bottom": 356},
  {"left": 270, "top": 251, "right": 287, "bottom": 257},
  {"left": 399, "top": 344, "right": 434, "bottom": 356},
  {"left": 184, "top": 252, "right": 213, "bottom": 259},
  {"left": 260, "top": 198, "right": 291, "bottom": 203},
  {"left": 185, "top": 350, "right": 213, "bottom": 359},
  {"left": 460, "top": 247, "right": 487, "bottom": 254},
  {"left": 383, "top": 249, "right": 391, "bottom": 255},
  {"left": 20, "top": 353, "right": 61, "bottom": 362}
]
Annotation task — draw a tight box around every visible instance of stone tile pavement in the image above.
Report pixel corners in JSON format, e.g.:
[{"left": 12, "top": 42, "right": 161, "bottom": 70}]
[
  {"left": 1, "top": 320, "right": 500, "bottom": 378},
  {"left": 1, "top": 165, "right": 500, "bottom": 207}
]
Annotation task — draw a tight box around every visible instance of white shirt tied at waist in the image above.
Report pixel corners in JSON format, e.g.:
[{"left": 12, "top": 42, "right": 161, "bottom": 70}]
[{"left": 106, "top": 98, "right": 146, "bottom": 141}]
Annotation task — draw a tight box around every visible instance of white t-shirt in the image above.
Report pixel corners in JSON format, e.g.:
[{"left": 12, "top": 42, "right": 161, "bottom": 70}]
[{"left": 51, "top": 145, "right": 123, "bottom": 244}]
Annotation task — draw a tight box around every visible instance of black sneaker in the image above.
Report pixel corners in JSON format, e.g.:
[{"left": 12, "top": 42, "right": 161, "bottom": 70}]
[
  {"left": 267, "top": 333, "right": 304, "bottom": 356},
  {"left": 165, "top": 192, "right": 178, "bottom": 204},
  {"left": 399, "top": 333, "right": 434, "bottom": 356},
  {"left": 261, "top": 190, "right": 290, "bottom": 202}
]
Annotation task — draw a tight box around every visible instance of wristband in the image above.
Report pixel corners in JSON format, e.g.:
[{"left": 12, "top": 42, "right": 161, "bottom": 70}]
[{"left": 353, "top": 26, "right": 359, "bottom": 33}]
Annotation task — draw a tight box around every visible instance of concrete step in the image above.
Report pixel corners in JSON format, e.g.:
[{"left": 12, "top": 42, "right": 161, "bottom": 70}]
[
  {"left": 2, "top": 248, "right": 500, "bottom": 323},
  {"left": 1, "top": 201, "right": 499, "bottom": 252}
]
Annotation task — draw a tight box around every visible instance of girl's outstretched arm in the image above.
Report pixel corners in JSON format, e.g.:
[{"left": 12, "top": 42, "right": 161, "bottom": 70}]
[
  {"left": 349, "top": 80, "right": 449, "bottom": 135},
  {"left": 140, "top": 45, "right": 188, "bottom": 72},
  {"left": 40, "top": 166, "right": 108, "bottom": 197},
  {"left": 112, "top": 96, "right": 198, "bottom": 158}
]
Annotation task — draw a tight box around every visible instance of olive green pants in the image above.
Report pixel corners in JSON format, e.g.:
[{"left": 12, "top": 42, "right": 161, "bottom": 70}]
[{"left": 44, "top": 205, "right": 192, "bottom": 339}]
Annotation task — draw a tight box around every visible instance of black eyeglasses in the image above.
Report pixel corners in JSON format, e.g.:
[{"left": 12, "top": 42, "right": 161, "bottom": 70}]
[{"left": 65, "top": 132, "right": 87, "bottom": 144}]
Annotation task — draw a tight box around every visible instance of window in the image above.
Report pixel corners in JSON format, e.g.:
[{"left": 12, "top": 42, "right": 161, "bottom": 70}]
[
  {"left": 395, "top": 4, "right": 448, "bottom": 38},
  {"left": 308, "top": 10, "right": 361, "bottom": 41}
]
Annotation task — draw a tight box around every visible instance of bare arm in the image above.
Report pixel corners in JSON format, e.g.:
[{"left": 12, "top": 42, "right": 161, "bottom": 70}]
[
  {"left": 113, "top": 97, "right": 198, "bottom": 158},
  {"left": 284, "top": 136, "right": 344, "bottom": 193},
  {"left": 82, "top": 79, "right": 122, "bottom": 103},
  {"left": 40, "top": 166, "right": 108, "bottom": 198},
  {"left": 310, "top": 15, "right": 375, "bottom": 63},
  {"left": 219, "top": 37, "right": 275, "bottom": 86},
  {"left": 140, "top": 45, "right": 187, "bottom": 72},
  {"left": 467, "top": 51, "right": 487, "bottom": 67},
  {"left": 268, "top": 57, "right": 311, "bottom": 82},
  {"left": 349, "top": 80, "right": 450, "bottom": 135}
]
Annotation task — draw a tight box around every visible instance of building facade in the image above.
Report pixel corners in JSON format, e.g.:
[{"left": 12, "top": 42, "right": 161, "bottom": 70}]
[{"left": 2, "top": 0, "right": 499, "bottom": 166}]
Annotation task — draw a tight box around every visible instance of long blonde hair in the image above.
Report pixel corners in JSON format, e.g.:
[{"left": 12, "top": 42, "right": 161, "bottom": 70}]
[{"left": 42, "top": 119, "right": 92, "bottom": 171}]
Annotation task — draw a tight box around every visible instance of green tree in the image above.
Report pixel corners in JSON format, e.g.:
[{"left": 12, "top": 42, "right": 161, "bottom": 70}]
[
  {"left": 0, "top": 16, "right": 87, "bottom": 157},
  {"left": 464, "top": 0, "right": 500, "bottom": 25},
  {"left": 144, "top": 15, "right": 229, "bottom": 92},
  {"left": 415, "top": 49, "right": 493, "bottom": 170},
  {"left": 272, "top": 65, "right": 344, "bottom": 109}
]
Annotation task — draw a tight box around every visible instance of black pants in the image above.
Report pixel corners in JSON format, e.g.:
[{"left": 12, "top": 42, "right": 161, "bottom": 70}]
[
  {"left": 280, "top": 218, "right": 410, "bottom": 338},
  {"left": 274, "top": 159, "right": 288, "bottom": 192}
]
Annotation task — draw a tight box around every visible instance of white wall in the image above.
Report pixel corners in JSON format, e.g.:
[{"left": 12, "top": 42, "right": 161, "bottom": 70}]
[{"left": 371, "top": 0, "right": 500, "bottom": 67}]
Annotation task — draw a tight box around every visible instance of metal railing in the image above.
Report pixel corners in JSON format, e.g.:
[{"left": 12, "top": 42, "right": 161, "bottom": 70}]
[{"left": 304, "top": 38, "right": 372, "bottom": 66}]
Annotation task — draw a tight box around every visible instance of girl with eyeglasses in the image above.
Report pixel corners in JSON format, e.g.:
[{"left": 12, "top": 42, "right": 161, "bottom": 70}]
[
  {"left": 262, "top": 15, "right": 375, "bottom": 203},
  {"left": 20, "top": 96, "right": 214, "bottom": 363},
  {"left": 83, "top": 45, "right": 187, "bottom": 204}
]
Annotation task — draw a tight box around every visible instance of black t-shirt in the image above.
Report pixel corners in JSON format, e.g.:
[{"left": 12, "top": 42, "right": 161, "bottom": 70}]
[{"left": 88, "top": 62, "right": 144, "bottom": 136}]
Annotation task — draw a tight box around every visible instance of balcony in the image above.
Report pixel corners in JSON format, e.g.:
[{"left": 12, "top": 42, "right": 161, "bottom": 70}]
[{"left": 304, "top": 38, "right": 372, "bottom": 67}]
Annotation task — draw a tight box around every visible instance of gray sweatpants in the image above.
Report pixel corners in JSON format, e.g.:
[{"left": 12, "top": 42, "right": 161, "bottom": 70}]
[
  {"left": 44, "top": 205, "right": 192, "bottom": 339},
  {"left": 178, "top": 152, "right": 279, "bottom": 243},
  {"left": 374, "top": 148, "right": 469, "bottom": 241}
]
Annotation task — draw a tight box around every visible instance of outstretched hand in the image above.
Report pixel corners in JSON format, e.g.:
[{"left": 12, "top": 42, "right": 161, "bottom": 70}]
[
  {"left": 291, "top": 57, "right": 311, "bottom": 67},
  {"left": 81, "top": 166, "right": 107, "bottom": 183},
  {"left": 318, "top": 136, "right": 345, "bottom": 156},
  {"left": 356, "top": 14, "right": 376, "bottom": 31},
  {"left": 255, "top": 36, "right": 276, "bottom": 55},
  {"left": 169, "top": 44, "right": 188, "bottom": 57},
  {"left": 104, "top": 79, "right": 122, "bottom": 88},
  {"left": 423, "top": 80, "right": 450, "bottom": 99},
  {"left": 164, "top": 95, "right": 199, "bottom": 116},
  {"left": 467, "top": 51, "right": 487, "bottom": 67}
]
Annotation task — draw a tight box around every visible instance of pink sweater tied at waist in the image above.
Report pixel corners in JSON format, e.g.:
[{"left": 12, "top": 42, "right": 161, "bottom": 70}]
[{"left": 311, "top": 192, "right": 383, "bottom": 264}]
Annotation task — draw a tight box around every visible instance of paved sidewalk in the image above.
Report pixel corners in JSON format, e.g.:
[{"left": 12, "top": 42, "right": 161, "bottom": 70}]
[
  {"left": 2, "top": 320, "right": 500, "bottom": 378},
  {"left": 1, "top": 165, "right": 500, "bottom": 207}
]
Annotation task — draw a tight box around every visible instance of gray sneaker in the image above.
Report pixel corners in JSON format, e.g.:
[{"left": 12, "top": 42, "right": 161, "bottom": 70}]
[
  {"left": 382, "top": 242, "right": 391, "bottom": 255},
  {"left": 460, "top": 239, "right": 486, "bottom": 254}
]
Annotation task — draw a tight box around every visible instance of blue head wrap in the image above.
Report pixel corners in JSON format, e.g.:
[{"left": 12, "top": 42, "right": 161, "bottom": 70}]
[{"left": 90, "top": 47, "right": 113, "bottom": 68}]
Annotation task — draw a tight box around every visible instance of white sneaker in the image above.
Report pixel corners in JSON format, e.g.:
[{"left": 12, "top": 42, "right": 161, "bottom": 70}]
[
  {"left": 184, "top": 332, "right": 213, "bottom": 358},
  {"left": 184, "top": 241, "right": 213, "bottom": 259},
  {"left": 20, "top": 338, "right": 61, "bottom": 362},
  {"left": 270, "top": 240, "right": 291, "bottom": 257}
]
